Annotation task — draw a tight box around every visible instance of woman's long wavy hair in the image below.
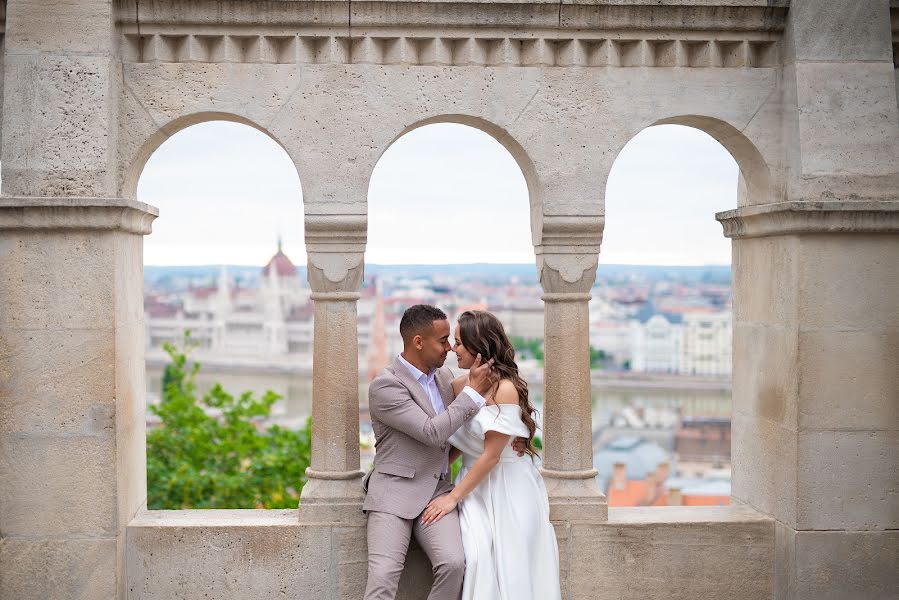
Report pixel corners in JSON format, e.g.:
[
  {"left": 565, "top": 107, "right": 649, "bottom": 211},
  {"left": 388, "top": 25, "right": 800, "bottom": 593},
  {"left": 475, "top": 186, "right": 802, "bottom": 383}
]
[{"left": 457, "top": 310, "right": 539, "bottom": 458}]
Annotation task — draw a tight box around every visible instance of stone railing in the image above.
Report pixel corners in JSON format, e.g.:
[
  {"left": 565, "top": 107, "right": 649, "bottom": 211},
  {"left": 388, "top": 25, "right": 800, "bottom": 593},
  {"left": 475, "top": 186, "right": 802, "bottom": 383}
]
[{"left": 125, "top": 504, "right": 775, "bottom": 599}]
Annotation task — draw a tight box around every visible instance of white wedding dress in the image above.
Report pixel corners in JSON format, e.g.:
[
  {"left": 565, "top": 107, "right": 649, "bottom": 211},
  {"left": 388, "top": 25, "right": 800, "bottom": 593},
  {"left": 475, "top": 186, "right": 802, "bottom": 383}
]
[{"left": 447, "top": 403, "right": 561, "bottom": 600}]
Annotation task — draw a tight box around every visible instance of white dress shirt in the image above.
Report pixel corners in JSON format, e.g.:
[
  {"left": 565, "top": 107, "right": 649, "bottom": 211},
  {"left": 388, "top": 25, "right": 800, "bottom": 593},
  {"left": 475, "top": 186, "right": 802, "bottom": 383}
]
[{"left": 398, "top": 354, "right": 487, "bottom": 474}]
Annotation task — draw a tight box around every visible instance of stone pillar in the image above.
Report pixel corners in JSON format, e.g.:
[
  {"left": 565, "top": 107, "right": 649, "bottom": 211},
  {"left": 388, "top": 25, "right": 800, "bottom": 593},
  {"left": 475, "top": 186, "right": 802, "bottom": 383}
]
[
  {"left": 0, "top": 3, "right": 158, "bottom": 599},
  {"left": 297, "top": 214, "right": 367, "bottom": 523},
  {"left": 0, "top": 199, "right": 158, "bottom": 600},
  {"left": 719, "top": 203, "right": 899, "bottom": 600},
  {"left": 720, "top": 2, "right": 899, "bottom": 592},
  {"left": 536, "top": 216, "right": 607, "bottom": 522}
]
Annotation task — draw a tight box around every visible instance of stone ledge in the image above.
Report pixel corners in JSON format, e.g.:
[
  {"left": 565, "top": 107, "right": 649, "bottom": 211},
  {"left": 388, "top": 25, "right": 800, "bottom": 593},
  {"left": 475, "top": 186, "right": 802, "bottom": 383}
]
[
  {"left": 116, "top": 1, "right": 788, "bottom": 33},
  {"left": 0, "top": 197, "right": 159, "bottom": 234},
  {"left": 607, "top": 502, "right": 773, "bottom": 524},
  {"left": 128, "top": 509, "right": 299, "bottom": 528},
  {"left": 716, "top": 200, "right": 899, "bottom": 239},
  {"left": 125, "top": 505, "right": 774, "bottom": 599},
  {"left": 128, "top": 503, "right": 772, "bottom": 528}
]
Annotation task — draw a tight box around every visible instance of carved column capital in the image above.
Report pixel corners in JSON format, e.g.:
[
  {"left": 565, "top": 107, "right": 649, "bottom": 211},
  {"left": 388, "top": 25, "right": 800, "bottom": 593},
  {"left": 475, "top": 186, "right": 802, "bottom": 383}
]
[
  {"left": 535, "top": 214, "right": 603, "bottom": 295},
  {"left": 304, "top": 213, "right": 367, "bottom": 293}
]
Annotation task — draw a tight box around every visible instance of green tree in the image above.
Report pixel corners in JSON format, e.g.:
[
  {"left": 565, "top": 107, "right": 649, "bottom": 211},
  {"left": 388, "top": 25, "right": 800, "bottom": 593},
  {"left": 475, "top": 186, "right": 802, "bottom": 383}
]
[
  {"left": 510, "top": 336, "right": 544, "bottom": 363},
  {"left": 589, "top": 346, "right": 610, "bottom": 369},
  {"left": 147, "top": 332, "right": 311, "bottom": 509}
]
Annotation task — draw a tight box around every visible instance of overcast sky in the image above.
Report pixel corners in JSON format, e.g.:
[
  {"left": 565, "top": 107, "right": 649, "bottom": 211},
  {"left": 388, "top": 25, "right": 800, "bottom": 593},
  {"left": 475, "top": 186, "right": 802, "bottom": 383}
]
[{"left": 139, "top": 121, "right": 737, "bottom": 267}]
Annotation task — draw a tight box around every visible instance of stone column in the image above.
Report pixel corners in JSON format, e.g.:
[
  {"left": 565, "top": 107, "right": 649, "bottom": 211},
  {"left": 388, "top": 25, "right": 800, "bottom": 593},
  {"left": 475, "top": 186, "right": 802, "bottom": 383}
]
[
  {"left": 719, "top": 202, "right": 899, "bottom": 599},
  {"left": 721, "top": 2, "right": 899, "bottom": 595},
  {"left": 0, "top": 199, "right": 158, "bottom": 600},
  {"left": 536, "top": 216, "right": 607, "bottom": 522},
  {"left": 0, "top": 3, "right": 158, "bottom": 599},
  {"left": 297, "top": 213, "right": 367, "bottom": 523}
]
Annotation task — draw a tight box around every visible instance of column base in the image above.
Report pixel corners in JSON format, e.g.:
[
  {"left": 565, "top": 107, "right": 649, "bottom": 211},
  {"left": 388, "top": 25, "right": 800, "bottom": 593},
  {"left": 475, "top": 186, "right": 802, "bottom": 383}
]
[
  {"left": 297, "top": 469, "right": 367, "bottom": 525},
  {"left": 541, "top": 468, "right": 608, "bottom": 522}
]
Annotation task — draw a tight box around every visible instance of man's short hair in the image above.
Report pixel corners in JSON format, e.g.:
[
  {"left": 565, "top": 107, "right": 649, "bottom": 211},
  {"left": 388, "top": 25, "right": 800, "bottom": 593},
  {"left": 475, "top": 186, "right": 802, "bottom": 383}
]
[{"left": 399, "top": 304, "right": 447, "bottom": 342}]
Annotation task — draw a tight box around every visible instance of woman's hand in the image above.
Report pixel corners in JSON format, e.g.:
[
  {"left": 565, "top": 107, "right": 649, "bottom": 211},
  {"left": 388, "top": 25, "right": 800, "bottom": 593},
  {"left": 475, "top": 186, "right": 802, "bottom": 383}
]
[{"left": 421, "top": 493, "right": 459, "bottom": 525}]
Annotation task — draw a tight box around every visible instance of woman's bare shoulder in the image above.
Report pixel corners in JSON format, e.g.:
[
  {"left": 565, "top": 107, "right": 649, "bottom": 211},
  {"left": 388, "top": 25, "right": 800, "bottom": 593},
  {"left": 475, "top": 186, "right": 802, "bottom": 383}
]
[{"left": 491, "top": 379, "right": 519, "bottom": 405}]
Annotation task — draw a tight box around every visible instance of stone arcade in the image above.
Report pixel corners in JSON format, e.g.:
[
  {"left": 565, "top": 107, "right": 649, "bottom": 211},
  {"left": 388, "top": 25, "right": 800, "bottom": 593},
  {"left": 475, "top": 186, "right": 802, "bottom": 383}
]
[{"left": 0, "top": 1, "right": 897, "bottom": 598}]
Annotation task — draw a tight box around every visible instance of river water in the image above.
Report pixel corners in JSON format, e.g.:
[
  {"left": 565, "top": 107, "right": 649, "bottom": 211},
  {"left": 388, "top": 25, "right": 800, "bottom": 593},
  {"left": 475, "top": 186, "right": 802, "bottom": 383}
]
[{"left": 146, "top": 366, "right": 732, "bottom": 429}]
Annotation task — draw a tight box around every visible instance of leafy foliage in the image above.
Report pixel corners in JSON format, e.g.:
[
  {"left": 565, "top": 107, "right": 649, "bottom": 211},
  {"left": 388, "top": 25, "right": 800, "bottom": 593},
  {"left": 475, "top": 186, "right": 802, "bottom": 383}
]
[
  {"left": 589, "top": 346, "right": 612, "bottom": 369},
  {"left": 147, "top": 332, "right": 311, "bottom": 509},
  {"left": 510, "top": 336, "right": 544, "bottom": 363}
]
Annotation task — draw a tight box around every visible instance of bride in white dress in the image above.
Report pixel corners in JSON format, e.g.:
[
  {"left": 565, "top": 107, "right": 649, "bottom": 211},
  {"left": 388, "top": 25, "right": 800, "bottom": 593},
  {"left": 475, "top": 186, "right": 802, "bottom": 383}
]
[{"left": 420, "top": 310, "right": 561, "bottom": 600}]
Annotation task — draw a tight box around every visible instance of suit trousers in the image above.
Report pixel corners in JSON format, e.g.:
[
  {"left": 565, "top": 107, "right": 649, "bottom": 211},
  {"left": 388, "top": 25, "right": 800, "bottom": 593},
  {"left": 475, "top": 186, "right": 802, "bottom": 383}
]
[{"left": 364, "top": 495, "right": 465, "bottom": 600}]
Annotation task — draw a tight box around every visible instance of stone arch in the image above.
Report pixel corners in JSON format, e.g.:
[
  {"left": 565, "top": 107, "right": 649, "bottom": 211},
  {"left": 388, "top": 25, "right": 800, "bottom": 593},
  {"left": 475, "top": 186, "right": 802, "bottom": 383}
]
[
  {"left": 645, "top": 115, "right": 772, "bottom": 209},
  {"left": 371, "top": 114, "right": 544, "bottom": 246},
  {"left": 122, "top": 111, "right": 304, "bottom": 202}
]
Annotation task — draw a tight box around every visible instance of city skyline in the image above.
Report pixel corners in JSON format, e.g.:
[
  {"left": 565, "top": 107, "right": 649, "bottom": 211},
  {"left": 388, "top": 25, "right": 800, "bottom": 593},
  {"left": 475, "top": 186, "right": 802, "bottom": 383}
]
[{"left": 139, "top": 121, "right": 737, "bottom": 267}]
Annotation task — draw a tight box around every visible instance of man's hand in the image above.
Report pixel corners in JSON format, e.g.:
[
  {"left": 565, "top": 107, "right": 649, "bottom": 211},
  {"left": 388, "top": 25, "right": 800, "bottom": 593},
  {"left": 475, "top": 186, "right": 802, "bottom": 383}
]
[
  {"left": 511, "top": 437, "right": 527, "bottom": 456},
  {"left": 467, "top": 353, "right": 497, "bottom": 396}
]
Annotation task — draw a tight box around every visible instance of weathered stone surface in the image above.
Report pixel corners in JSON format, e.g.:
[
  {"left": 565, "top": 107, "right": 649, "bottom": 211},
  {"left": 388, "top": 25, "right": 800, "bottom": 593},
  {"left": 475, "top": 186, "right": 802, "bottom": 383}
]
[
  {"left": 788, "top": 62, "right": 899, "bottom": 201},
  {"left": 797, "top": 329, "right": 899, "bottom": 431},
  {"left": 0, "top": 538, "right": 117, "bottom": 600},
  {"left": 776, "top": 523, "right": 899, "bottom": 600},
  {"left": 731, "top": 413, "right": 799, "bottom": 527},
  {"left": 567, "top": 506, "right": 774, "bottom": 600},
  {"left": 732, "top": 322, "right": 799, "bottom": 428},
  {"left": 732, "top": 236, "right": 799, "bottom": 326},
  {"left": 785, "top": 0, "right": 893, "bottom": 62},
  {"left": 127, "top": 511, "right": 334, "bottom": 599},
  {"left": 5, "top": 0, "right": 115, "bottom": 55},
  {"left": 0, "top": 327, "right": 116, "bottom": 435},
  {"left": 797, "top": 234, "right": 899, "bottom": 330},
  {"left": 797, "top": 429, "right": 898, "bottom": 531},
  {"left": 125, "top": 507, "right": 774, "bottom": 600},
  {"left": 0, "top": 230, "right": 115, "bottom": 330},
  {"left": 0, "top": 433, "right": 118, "bottom": 537},
  {"left": 115, "top": 320, "right": 148, "bottom": 531},
  {"left": 1, "top": 54, "right": 118, "bottom": 197}
]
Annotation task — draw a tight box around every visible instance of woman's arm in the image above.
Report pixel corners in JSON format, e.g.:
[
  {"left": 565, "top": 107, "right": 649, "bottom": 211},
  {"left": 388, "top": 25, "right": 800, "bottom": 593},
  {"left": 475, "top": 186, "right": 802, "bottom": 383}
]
[
  {"left": 421, "top": 381, "right": 518, "bottom": 525},
  {"left": 421, "top": 430, "right": 509, "bottom": 525},
  {"left": 451, "top": 374, "right": 469, "bottom": 398}
]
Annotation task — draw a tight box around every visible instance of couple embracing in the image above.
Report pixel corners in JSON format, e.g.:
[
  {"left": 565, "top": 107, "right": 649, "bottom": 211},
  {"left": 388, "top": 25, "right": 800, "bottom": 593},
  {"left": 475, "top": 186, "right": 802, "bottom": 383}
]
[{"left": 362, "top": 304, "right": 561, "bottom": 599}]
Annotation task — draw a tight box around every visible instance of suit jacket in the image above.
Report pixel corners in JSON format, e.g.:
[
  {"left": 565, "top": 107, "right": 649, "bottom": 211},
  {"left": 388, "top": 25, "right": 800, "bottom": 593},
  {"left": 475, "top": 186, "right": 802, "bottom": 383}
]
[{"left": 362, "top": 356, "right": 481, "bottom": 519}]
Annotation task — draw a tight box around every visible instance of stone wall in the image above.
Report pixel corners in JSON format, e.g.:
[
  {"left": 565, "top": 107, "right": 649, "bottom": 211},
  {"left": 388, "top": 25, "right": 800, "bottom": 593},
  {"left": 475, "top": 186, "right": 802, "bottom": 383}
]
[{"left": 126, "top": 506, "right": 774, "bottom": 600}]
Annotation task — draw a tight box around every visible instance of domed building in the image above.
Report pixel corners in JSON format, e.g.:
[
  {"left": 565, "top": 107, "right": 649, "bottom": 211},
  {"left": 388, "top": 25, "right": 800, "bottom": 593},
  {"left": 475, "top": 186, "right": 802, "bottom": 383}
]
[{"left": 145, "top": 239, "right": 313, "bottom": 363}]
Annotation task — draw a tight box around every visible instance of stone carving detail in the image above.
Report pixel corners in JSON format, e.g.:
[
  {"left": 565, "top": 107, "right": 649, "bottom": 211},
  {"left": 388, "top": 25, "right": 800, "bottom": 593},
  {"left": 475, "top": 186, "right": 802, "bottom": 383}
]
[
  {"left": 120, "top": 33, "right": 779, "bottom": 68},
  {"left": 305, "top": 213, "right": 367, "bottom": 291},
  {"left": 536, "top": 213, "right": 602, "bottom": 293},
  {"left": 716, "top": 201, "right": 899, "bottom": 239},
  {"left": 0, "top": 197, "right": 159, "bottom": 235}
]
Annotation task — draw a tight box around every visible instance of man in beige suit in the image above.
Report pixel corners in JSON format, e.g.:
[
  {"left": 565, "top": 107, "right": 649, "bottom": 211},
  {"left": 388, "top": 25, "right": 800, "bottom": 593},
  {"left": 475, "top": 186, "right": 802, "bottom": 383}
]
[{"left": 362, "top": 304, "right": 497, "bottom": 600}]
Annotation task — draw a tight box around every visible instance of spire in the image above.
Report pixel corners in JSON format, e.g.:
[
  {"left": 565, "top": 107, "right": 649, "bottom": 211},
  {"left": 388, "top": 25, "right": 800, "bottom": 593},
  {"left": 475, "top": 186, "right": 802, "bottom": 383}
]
[
  {"left": 214, "top": 265, "right": 231, "bottom": 316},
  {"left": 277, "top": 234, "right": 283, "bottom": 254},
  {"left": 366, "top": 277, "right": 389, "bottom": 383}
]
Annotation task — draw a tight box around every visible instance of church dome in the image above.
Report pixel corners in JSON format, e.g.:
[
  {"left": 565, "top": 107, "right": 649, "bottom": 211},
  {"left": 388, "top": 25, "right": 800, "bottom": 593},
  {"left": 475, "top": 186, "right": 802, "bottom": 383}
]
[{"left": 262, "top": 239, "right": 298, "bottom": 278}]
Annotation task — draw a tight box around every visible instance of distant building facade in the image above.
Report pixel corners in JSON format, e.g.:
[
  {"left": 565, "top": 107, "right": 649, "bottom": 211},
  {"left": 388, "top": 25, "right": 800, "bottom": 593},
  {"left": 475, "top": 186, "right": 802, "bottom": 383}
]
[
  {"left": 145, "top": 242, "right": 374, "bottom": 369},
  {"left": 624, "top": 312, "right": 731, "bottom": 376}
]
